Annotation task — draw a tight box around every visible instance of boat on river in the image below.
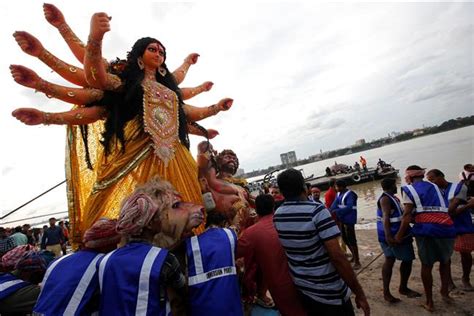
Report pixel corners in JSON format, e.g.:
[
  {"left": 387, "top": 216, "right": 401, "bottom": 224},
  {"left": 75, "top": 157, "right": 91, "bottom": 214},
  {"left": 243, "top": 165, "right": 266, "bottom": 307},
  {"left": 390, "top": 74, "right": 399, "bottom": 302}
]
[
  {"left": 248, "top": 164, "right": 399, "bottom": 192},
  {"left": 305, "top": 165, "right": 399, "bottom": 190}
]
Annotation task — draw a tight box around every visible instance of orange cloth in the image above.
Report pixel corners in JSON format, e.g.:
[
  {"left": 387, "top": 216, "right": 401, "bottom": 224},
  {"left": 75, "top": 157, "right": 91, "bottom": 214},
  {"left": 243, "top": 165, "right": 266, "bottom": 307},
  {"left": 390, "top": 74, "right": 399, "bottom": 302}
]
[
  {"left": 66, "top": 117, "right": 203, "bottom": 247},
  {"left": 83, "top": 218, "right": 120, "bottom": 249}
]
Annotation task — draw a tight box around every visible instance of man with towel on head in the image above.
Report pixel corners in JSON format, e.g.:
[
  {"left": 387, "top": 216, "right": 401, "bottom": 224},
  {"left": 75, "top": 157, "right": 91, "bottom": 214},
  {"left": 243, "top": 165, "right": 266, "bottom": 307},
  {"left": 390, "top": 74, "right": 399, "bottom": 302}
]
[
  {"left": 396, "top": 165, "right": 456, "bottom": 312},
  {"left": 0, "top": 251, "right": 47, "bottom": 315},
  {"left": 98, "top": 177, "right": 204, "bottom": 316}
]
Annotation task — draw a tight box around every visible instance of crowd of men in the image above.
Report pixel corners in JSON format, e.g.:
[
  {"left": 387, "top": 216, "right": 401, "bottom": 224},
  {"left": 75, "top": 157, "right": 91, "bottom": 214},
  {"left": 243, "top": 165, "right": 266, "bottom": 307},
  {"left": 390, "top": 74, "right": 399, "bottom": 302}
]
[
  {"left": 0, "top": 218, "right": 69, "bottom": 259},
  {"left": 376, "top": 164, "right": 474, "bottom": 312},
  {"left": 0, "top": 163, "right": 472, "bottom": 315}
]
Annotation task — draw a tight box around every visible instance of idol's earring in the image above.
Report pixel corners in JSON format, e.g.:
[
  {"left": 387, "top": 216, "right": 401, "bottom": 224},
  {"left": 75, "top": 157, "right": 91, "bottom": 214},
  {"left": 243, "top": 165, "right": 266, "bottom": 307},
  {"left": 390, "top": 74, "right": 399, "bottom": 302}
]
[
  {"left": 158, "top": 66, "right": 167, "bottom": 76},
  {"left": 137, "top": 57, "right": 145, "bottom": 70}
]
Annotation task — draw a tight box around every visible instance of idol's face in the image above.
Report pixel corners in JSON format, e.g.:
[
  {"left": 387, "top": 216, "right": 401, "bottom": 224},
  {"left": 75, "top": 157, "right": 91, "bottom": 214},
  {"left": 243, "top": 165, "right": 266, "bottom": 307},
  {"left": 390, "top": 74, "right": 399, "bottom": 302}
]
[
  {"left": 142, "top": 42, "right": 165, "bottom": 69},
  {"left": 219, "top": 153, "right": 238, "bottom": 174}
]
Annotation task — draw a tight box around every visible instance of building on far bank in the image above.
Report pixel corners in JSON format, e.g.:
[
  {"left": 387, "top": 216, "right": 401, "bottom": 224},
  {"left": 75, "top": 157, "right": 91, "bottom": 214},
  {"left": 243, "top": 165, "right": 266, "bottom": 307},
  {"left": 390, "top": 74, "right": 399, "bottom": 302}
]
[
  {"left": 280, "top": 151, "right": 297, "bottom": 165},
  {"left": 389, "top": 131, "right": 401, "bottom": 138},
  {"left": 354, "top": 139, "right": 366, "bottom": 146},
  {"left": 309, "top": 153, "right": 323, "bottom": 162},
  {"left": 412, "top": 129, "right": 425, "bottom": 136},
  {"left": 235, "top": 168, "right": 245, "bottom": 177}
]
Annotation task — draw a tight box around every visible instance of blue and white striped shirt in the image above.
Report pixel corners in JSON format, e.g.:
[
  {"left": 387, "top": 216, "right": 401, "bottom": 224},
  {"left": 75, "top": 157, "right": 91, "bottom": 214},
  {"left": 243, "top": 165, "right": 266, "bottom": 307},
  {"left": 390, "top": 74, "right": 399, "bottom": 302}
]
[{"left": 274, "top": 200, "right": 351, "bottom": 305}]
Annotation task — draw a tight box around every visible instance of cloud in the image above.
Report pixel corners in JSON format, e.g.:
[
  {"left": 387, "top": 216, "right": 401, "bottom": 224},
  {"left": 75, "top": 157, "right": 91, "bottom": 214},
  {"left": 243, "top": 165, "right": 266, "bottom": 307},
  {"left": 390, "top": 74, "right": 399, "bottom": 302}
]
[
  {"left": 323, "top": 117, "right": 346, "bottom": 129},
  {"left": 408, "top": 74, "right": 473, "bottom": 103},
  {"left": 2, "top": 167, "right": 13, "bottom": 176},
  {"left": 1, "top": 2, "right": 473, "bottom": 213}
]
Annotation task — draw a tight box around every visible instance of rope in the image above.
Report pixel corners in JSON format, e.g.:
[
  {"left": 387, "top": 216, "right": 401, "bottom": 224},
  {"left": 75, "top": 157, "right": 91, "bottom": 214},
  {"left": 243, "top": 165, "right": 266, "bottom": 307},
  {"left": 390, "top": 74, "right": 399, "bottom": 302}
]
[
  {"left": 1, "top": 180, "right": 66, "bottom": 220},
  {"left": 1, "top": 210, "right": 68, "bottom": 226},
  {"left": 356, "top": 251, "right": 384, "bottom": 276}
]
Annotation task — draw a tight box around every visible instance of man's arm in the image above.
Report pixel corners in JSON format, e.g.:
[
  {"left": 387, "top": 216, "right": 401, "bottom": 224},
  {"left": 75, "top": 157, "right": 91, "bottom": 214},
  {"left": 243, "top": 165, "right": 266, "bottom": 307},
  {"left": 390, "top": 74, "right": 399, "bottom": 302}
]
[
  {"left": 395, "top": 203, "right": 413, "bottom": 242},
  {"left": 313, "top": 207, "right": 369, "bottom": 315},
  {"left": 161, "top": 252, "right": 186, "bottom": 290},
  {"left": 325, "top": 238, "right": 370, "bottom": 315},
  {"left": 450, "top": 198, "right": 474, "bottom": 216},
  {"left": 329, "top": 197, "right": 338, "bottom": 211},
  {"left": 380, "top": 196, "right": 397, "bottom": 246},
  {"left": 448, "top": 185, "right": 469, "bottom": 216}
]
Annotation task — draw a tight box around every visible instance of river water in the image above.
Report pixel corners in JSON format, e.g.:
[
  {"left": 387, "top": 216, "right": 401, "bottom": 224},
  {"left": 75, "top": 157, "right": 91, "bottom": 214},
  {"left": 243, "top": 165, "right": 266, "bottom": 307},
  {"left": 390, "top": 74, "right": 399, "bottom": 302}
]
[{"left": 250, "top": 126, "right": 473, "bottom": 226}]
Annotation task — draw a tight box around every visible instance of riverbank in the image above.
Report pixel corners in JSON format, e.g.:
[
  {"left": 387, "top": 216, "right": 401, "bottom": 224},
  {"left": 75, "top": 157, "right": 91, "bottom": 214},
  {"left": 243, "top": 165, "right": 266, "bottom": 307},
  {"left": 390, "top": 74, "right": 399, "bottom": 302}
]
[
  {"left": 243, "top": 119, "right": 474, "bottom": 180},
  {"left": 354, "top": 229, "right": 474, "bottom": 315}
]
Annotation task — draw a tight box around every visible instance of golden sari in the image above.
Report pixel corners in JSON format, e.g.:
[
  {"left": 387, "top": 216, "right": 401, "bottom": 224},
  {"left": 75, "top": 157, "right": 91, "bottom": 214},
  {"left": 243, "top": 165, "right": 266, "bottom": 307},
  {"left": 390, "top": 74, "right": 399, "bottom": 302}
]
[{"left": 66, "top": 82, "right": 203, "bottom": 246}]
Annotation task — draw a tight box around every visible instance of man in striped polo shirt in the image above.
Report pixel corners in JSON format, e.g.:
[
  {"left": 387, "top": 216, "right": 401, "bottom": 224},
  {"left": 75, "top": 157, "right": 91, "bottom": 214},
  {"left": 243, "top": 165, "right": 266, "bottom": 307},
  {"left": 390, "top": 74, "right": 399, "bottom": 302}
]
[{"left": 273, "top": 169, "right": 370, "bottom": 316}]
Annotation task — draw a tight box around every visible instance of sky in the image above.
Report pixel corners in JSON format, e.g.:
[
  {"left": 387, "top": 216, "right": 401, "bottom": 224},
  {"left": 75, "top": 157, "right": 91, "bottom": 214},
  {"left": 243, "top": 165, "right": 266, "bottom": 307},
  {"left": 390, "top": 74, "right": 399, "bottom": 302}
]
[{"left": 0, "top": 1, "right": 473, "bottom": 225}]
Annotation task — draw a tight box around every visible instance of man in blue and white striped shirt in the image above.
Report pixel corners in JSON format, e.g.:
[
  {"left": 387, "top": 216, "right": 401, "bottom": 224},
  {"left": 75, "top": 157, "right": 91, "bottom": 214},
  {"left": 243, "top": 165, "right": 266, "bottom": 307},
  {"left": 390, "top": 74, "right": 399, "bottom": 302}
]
[{"left": 273, "top": 169, "right": 370, "bottom": 316}]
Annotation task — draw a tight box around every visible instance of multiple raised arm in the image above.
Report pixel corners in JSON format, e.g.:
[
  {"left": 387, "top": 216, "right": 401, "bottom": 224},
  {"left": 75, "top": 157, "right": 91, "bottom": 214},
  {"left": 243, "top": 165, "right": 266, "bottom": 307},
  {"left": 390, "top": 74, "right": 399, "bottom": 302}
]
[
  {"left": 183, "top": 98, "right": 233, "bottom": 121},
  {"left": 12, "top": 106, "right": 105, "bottom": 126},
  {"left": 173, "top": 53, "right": 199, "bottom": 84},
  {"left": 13, "top": 31, "right": 88, "bottom": 87},
  {"left": 81, "top": 13, "right": 202, "bottom": 90},
  {"left": 13, "top": 30, "right": 122, "bottom": 91},
  {"left": 181, "top": 81, "right": 213, "bottom": 100},
  {"left": 11, "top": 5, "right": 233, "bottom": 138},
  {"left": 43, "top": 3, "right": 86, "bottom": 64},
  {"left": 187, "top": 124, "right": 219, "bottom": 139},
  {"left": 83, "top": 13, "right": 111, "bottom": 89},
  {"left": 10, "top": 65, "right": 103, "bottom": 104},
  {"left": 42, "top": 3, "right": 204, "bottom": 90}
]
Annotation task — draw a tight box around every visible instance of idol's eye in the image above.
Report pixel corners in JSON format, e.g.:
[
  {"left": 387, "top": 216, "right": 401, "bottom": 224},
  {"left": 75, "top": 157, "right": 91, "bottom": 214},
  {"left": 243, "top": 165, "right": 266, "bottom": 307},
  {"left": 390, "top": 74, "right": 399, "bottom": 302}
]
[
  {"left": 172, "top": 201, "right": 181, "bottom": 208},
  {"left": 148, "top": 47, "right": 157, "bottom": 52},
  {"left": 158, "top": 50, "right": 165, "bottom": 57}
]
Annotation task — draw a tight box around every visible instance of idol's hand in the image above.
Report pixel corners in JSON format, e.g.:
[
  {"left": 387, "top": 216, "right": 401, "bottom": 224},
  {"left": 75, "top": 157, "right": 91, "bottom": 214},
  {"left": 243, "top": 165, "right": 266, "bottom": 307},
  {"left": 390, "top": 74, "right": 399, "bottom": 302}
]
[
  {"left": 10, "top": 65, "right": 41, "bottom": 89},
  {"left": 12, "top": 108, "right": 45, "bottom": 125},
  {"left": 185, "top": 53, "right": 200, "bottom": 65},
  {"left": 197, "top": 141, "right": 212, "bottom": 154},
  {"left": 207, "top": 129, "right": 219, "bottom": 139},
  {"left": 43, "top": 3, "right": 66, "bottom": 28},
  {"left": 89, "top": 12, "right": 111, "bottom": 41},
  {"left": 217, "top": 98, "right": 233, "bottom": 112},
  {"left": 200, "top": 81, "right": 214, "bottom": 92},
  {"left": 13, "top": 31, "right": 44, "bottom": 57}
]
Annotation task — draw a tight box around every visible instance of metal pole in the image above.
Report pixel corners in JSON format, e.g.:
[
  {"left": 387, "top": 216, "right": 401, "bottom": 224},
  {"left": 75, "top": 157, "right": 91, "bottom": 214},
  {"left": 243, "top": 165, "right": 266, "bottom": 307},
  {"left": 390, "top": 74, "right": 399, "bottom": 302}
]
[{"left": 1, "top": 180, "right": 66, "bottom": 220}]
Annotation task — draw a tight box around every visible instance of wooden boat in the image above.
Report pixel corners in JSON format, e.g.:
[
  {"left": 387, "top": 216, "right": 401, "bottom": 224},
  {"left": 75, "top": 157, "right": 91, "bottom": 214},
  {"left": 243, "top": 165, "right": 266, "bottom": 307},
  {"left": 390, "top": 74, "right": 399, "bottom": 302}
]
[
  {"left": 305, "top": 166, "right": 399, "bottom": 190},
  {"left": 248, "top": 165, "right": 398, "bottom": 192}
]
